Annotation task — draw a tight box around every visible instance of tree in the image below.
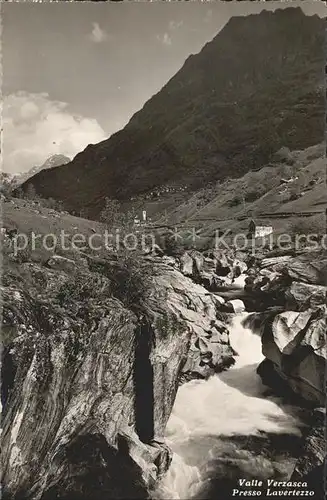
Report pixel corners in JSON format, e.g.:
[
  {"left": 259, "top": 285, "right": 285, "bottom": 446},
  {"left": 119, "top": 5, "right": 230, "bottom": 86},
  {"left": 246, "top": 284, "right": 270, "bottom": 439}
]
[
  {"left": 99, "top": 198, "right": 121, "bottom": 227},
  {"left": 100, "top": 198, "right": 137, "bottom": 231},
  {"left": 26, "top": 183, "right": 37, "bottom": 200},
  {"left": 15, "top": 187, "right": 24, "bottom": 199},
  {"left": 79, "top": 208, "right": 89, "bottom": 219}
]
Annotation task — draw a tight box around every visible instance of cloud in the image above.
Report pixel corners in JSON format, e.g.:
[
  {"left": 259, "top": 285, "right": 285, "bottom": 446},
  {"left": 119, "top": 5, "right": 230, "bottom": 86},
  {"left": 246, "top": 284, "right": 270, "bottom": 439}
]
[
  {"left": 168, "top": 20, "right": 183, "bottom": 30},
  {"left": 156, "top": 33, "right": 172, "bottom": 47},
  {"left": 156, "top": 20, "right": 182, "bottom": 47},
  {"left": 2, "top": 91, "right": 106, "bottom": 174},
  {"left": 89, "top": 22, "right": 108, "bottom": 43}
]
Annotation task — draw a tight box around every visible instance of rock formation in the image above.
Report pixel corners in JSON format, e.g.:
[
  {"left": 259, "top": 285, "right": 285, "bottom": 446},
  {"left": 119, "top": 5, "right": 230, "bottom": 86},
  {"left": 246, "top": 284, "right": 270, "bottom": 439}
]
[
  {"left": 291, "top": 408, "right": 326, "bottom": 499},
  {"left": 1, "top": 252, "right": 234, "bottom": 500},
  {"left": 177, "top": 249, "right": 247, "bottom": 292},
  {"left": 1, "top": 155, "right": 70, "bottom": 195},
  {"left": 244, "top": 251, "right": 327, "bottom": 312},
  {"left": 257, "top": 306, "right": 326, "bottom": 406}
]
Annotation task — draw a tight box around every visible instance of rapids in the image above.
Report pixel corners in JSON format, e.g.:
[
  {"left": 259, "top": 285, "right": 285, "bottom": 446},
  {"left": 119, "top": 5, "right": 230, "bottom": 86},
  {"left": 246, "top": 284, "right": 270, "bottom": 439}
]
[{"left": 153, "top": 313, "right": 307, "bottom": 499}]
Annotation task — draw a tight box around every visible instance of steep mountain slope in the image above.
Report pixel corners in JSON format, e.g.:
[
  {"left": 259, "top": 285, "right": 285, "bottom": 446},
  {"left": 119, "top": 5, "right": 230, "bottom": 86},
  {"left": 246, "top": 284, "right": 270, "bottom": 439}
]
[
  {"left": 154, "top": 143, "right": 326, "bottom": 244},
  {"left": 23, "top": 7, "right": 325, "bottom": 219}
]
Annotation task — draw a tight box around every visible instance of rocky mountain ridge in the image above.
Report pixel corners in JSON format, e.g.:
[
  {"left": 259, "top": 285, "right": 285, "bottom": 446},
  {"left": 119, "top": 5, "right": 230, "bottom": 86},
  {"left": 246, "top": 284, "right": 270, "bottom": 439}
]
[{"left": 1, "top": 155, "right": 70, "bottom": 194}]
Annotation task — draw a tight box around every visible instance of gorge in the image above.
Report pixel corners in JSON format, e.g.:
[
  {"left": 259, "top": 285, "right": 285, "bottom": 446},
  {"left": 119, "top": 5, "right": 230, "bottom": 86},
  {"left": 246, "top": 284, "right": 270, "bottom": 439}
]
[
  {"left": 1, "top": 218, "right": 326, "bottom": 500},
  {"left": 153, "top": 313, "right": 319, "bottom": 499},
  {"left": 2, "top": 5, "right": 326, "bottom": 499}
]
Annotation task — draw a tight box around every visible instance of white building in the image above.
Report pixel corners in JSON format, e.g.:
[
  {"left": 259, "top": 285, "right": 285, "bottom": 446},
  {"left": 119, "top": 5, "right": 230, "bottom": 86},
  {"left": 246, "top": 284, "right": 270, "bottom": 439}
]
[{"left": 248, "top": 220, "right": 273, "bottom": 238}]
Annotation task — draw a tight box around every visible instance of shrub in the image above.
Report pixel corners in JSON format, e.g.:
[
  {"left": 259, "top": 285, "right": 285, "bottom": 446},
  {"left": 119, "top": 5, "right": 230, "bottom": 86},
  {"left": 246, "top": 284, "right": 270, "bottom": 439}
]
[
  {"left": 289, "top": 192, "right": 300, "bottom": 201},
  {"left": 100, "top": 198, "right": 136, "bottom": 231},
  {"left": 161, "top": 233, "right": 184, "bottom": 257},
  {"left": 288, "top": 216, "right": 326, "bottom": 239},
  {"left": 16, "top": 184, "right": 65, "bottom": 211},
  {"left": 57, "top": 277, "right": 90, "bottom": 305},
  {"left": 86, "top": 250, "right": 155, "bottom": 311},
  {"left": 99, "top": 198, "right": 121, "bottom": 226},
  {"left": 56, "top": 271, "right": 108, "bottom": 305},
  {"left": 228, "top": 197, "right": 242, "bottom": 207},
  {"left": 245, "top": 191, "right": 261, "bottom": 203},
  {"left": 25, "top": 183, "right": 38, "bottom": 200},
  {"left": 10, "top": 246, "right": 32, "bottom": 264},
  {"left": 41, "top": 197, "right": 64, "bottom": 211},
  {"left": 274, "top": 146, "right": 294, "bottom": 164},
  {"left": 107, "top": 252, "right": 154, "bottom": 309}
]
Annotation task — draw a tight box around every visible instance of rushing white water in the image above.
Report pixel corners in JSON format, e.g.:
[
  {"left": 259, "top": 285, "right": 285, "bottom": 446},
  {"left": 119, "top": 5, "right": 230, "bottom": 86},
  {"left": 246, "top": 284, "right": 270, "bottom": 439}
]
[{"left": 154, "top": 313, "right": 305, "bottom": 500}]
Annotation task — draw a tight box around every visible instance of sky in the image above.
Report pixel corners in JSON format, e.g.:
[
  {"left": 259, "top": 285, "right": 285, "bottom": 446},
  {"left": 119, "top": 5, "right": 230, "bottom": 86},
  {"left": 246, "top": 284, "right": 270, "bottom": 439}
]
[{"left": 1, "top": 0, "right": 326, "bottom": 173}]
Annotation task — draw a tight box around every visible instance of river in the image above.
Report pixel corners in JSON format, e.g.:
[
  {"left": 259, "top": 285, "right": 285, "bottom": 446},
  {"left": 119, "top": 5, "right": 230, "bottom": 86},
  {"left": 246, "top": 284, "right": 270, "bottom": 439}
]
[{"left": 153, "top": 313, "right": 308, "bottom": 499}]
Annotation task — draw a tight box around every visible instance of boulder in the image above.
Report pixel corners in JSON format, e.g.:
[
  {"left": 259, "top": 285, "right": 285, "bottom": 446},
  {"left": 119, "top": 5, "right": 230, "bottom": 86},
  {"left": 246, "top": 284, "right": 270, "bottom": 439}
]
[
  {"left": 147, "top": 261, "right": 235, "bottom": 383},
  {"left": 46, "top": 254, "right": 76, "bottom": 273},
  {"left": 178, "top": 251, "right": 206, "bottom": 280},
  {"left": 261, "top": 254, "right": 327, "bottom": 286},
  {"left": 177, "top": 250, "right": 248, "bottom": 292},
  {"left": 203, "top": 256, "right": 218, "bottom": 275},
  {"left": 287, "top": 257, "right": 327, "bottom": 285},
  {"left": 224, "top": 299, "right": 246, "bottom": 314},
  {"left": 261, "top": 255, "right": 293, "bottom": 270},
  {"left": 189, "top": 250, "right": 204, "bottom": 276},
  {"left": 259, "top": 306, "right": 326, "bottom": 405},
  {"left": 1, "top": 283, "right": 149, "bottom": 500},
  {"left": 179, "top": 252, "right": 194, "bottom": 276},
  {"left": 285, "top": 282, "right": 326, "bottom": 310},
  {"left": 291, "top": 408, "right": 326, "bottom": 498},
  {"left": 271, "top": 311, "right": 314, "bottom": 354}
]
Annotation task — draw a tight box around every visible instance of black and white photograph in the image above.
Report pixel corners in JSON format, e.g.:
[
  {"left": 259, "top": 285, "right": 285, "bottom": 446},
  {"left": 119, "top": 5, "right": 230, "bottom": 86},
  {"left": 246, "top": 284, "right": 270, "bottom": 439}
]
[{"left": 0, "top": 1, "right": 326, "bottom": 499}]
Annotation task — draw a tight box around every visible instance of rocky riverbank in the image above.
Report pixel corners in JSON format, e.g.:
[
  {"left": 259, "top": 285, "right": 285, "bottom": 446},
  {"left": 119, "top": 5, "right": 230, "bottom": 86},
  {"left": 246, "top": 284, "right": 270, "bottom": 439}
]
[
  {"left": 1, "top": 245, "right": 326, "bottom": 499},
  {"left": 1, "top": 250, "right": 236, "bottom": 500}
]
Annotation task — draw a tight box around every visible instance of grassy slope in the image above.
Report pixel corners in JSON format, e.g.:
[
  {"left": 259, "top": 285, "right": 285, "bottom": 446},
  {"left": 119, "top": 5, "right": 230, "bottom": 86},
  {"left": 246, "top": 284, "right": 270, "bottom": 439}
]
[
  {"left": 152, "top": 143, "right": 326, "bottom": 241},
  {"left": 4, "top": 143, "right": 325, "bottom": 255},
  {"left": 2, "top": 198, "right": 106, "bottom": 263}
]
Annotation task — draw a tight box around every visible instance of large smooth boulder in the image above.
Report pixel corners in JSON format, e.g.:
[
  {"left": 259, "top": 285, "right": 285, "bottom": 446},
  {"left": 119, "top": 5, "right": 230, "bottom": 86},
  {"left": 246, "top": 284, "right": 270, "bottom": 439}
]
[
  {"left": 246, "top": 252, "right": 327, "bottom": 312},
  {"left": 147, "top": 258, "right": 235, "bottom": 383},
  {"left": 260, "top": 253, "right": 327, "bottom": 286},
  {"left": 259, "top": 307, "right": 326, "bottom": 405}
]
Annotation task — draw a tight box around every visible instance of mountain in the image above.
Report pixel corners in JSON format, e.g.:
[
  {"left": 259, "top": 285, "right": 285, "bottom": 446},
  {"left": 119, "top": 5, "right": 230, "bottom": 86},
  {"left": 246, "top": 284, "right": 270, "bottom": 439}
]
[
  {"left": 17, "top": 154, "right": 71, "bottom": 187},
  {"left": 2, "top": 155, "right": 71, "bottom": 194},
  {"left": 0, "top": 172, "right": 17, "bottom": 195},
  {"left": 21, "top": 7, "right": 325, "bottom": 219}
]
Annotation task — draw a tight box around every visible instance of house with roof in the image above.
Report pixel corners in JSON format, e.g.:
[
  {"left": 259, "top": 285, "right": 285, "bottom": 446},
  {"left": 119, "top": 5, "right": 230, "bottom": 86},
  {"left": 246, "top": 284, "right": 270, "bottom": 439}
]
[{"left": 248, "top": 219, "right": 273, "bottom": 238}]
